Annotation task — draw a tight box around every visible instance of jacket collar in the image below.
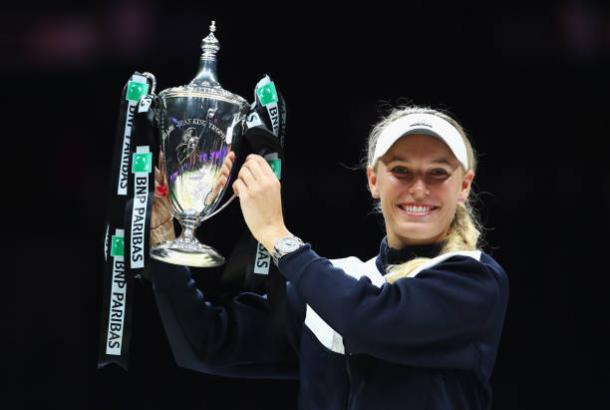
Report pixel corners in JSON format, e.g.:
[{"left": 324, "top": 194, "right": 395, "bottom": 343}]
[{"left": 375, "top": 236, "right": 444, "bottom": 273}]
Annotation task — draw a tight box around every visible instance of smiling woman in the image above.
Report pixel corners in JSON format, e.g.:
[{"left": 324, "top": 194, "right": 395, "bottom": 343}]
[
  {"left": 365, "top": 106, "right": 481, "bottom": 282},
  {"left": 149, "top": 104, "right": 509, "bottom": 410}
]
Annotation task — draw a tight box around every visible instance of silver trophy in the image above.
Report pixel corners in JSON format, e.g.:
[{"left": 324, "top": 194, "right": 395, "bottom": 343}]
[{"left": 150, "top": 21, "right": 249, "bottom": 267}]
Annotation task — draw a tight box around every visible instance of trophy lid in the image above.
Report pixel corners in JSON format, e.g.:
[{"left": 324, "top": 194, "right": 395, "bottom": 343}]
[
  {"left": 190, "top": 20, "right": 221, "bottom": 88},
  {"left": 158, "top": 21, "right": 248, "bottom": 108}
]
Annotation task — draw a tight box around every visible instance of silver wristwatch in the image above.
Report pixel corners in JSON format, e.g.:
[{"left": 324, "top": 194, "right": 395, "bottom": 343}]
[{"left": 272, "top": 235, "right": 305, "bottom": 266}]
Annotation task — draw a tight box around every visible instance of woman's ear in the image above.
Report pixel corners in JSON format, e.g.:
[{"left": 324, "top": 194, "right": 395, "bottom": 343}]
[
  {"left": 367, "top": 165, "right": 379, "bottom": 199},
  {"left": 458, "top": 169, "right": 475, "bottom": 203}
]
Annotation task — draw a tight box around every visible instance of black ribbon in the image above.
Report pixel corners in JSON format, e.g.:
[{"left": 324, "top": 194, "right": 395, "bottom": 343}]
[
  {"left": 98, "top": 72, "right": 156, "bottom": 370},
  {"left": 220, "top": 74, "right": 289, "bottom": 346}
]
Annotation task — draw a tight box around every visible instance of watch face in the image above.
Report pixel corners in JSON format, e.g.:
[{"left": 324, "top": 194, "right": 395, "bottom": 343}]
[
  {"left": 280, "top": 237, "right": 300, "bottom": 252},
  {"left": 273, "top": 236, "right": 304, "bottom": 265}
]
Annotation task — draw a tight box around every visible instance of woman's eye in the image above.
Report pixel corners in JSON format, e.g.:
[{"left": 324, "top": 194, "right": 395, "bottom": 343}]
[
  {"left": 391, "top": 167, "right": 410, "bottom": 175},
  {"left": 429, "top": 169, "right": 450, "bottom": 178}
]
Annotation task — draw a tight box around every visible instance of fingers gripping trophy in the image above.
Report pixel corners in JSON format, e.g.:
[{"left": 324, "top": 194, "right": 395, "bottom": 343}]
[{"left": 149, "top": 21, "right": 271, "bottom": 268}]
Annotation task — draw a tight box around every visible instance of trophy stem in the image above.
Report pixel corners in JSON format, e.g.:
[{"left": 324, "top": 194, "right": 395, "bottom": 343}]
[
  {"left": 179, "top": 217, "right": 198, "bottom": 243},
  {"left": 150, "top": 217, "right": 226, "bottom": 267}
]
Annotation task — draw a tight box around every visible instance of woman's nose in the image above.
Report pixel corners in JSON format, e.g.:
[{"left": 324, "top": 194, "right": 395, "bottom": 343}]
[{"left": 409, "top": 176, "right": 429, "bottom": 198}]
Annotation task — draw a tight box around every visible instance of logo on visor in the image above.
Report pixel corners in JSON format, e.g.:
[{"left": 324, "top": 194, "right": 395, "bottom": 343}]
[{"left": 409, "top": 121, "right": 433, "bottom": 128}]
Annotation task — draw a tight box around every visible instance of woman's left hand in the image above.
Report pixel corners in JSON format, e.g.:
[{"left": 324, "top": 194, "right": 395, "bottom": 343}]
[{"left": 232, "top": 154, "right": 290, "bottom": 252}]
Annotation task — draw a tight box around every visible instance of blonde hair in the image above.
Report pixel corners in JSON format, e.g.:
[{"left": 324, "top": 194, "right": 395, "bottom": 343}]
[{"left": 365, "top": 105, "right": 483, "bottom": 283}]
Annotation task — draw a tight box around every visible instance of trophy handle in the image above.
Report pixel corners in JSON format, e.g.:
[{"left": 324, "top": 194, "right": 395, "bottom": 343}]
[{"left": 201, "top": 193, "right": 236, "bottom": 222}]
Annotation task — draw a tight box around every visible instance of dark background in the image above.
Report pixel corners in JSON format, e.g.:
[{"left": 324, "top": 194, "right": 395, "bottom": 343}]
[{"left": 8, "top": 0, "right": 610, "bottom": 409}]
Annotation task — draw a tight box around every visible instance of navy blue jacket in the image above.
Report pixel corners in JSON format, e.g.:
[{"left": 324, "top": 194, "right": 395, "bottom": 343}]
[{"left": 150, "top": 238, "right": 509, "bottom": 409}]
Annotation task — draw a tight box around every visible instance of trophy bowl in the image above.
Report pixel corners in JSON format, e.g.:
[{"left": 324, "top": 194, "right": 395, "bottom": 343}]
[{"left": 150, "top": 21, "right": 249, "bottom": 267}]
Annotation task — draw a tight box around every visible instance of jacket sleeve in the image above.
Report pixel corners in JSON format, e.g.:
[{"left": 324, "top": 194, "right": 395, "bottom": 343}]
[
  {"left": 278, "top": 245, "right": 508, "bottom": 370},
  {"left": 150, "top": 260, "right": 303, "bottom": 379}
]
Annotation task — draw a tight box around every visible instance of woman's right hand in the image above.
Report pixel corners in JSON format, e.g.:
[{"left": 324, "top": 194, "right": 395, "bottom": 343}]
[{"left": 150, "top": 151, "right": 176, "bottom": 247}]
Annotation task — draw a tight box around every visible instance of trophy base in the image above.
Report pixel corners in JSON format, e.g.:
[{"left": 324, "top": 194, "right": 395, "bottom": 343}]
[{"left": 150, "top": 239, "right": 225, "bottom": 268}]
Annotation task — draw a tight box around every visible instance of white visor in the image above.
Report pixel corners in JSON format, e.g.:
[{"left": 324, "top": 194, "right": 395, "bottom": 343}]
[{"left": 371, "top": 113, "right": 469, "bottom": 170}]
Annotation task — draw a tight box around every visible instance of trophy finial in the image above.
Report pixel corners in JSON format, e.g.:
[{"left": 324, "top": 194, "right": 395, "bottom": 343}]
[{"left": 201, "top": 20, "right": 220, "bottom": 60}]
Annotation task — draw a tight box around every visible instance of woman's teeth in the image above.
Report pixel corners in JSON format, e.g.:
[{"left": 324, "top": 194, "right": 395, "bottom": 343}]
[{"left": 400, "top": 205, "right": 435, "bottom": 215}]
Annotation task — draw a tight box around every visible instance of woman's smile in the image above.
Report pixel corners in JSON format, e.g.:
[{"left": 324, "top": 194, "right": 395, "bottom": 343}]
[{"left": 397, "top": 203, "right": 439, "bottom": 217}]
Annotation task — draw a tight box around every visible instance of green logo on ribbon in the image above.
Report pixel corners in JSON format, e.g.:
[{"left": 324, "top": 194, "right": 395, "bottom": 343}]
[
  {"left": 111, "top": 236, "right": 125, "bottom": 258},
  {"left": 267, "top": 159, "right": 281, "bottom": 179},
  {"left": 126, "top": 81, "right": 149, "bottom": 102},
  {"left": 256, "top": 82, "right": 278, "bottom": 106},
  {"left": 132, "top": 152, "right": 152, "bottom": 173}
]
